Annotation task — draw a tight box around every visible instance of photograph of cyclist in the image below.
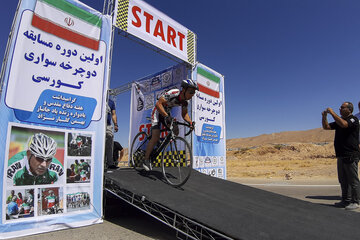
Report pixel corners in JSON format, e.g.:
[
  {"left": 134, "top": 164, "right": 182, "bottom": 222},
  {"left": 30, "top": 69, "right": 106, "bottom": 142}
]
[
  {"left": 7, "top": 132, "right": 64, "bottom": 186},
  {"left": 66, "top": 188, "right": 91, "bottom": 212},
  {"left": 67, "top": 133, "right": 92, "bottom": 156},
  {"left": 19, "top": 197, "right": 34, "bottom": 217},
  {"left": 66, "top": 159, "right": 91, "bottom": 183},
  {"left": 143, "top": 79, "right": 198, "bottom": 171},
  {"left": 40, "top": 188, "right": 63, "bottom": 215},
  {"left": 5, "top": 188, "right": 34, "bottom": 220}
]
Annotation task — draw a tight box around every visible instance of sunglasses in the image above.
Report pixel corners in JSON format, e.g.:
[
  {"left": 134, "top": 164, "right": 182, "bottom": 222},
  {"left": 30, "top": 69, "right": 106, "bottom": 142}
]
[{"left": 32, "top": 155, "right": 53, "bottom": 163}]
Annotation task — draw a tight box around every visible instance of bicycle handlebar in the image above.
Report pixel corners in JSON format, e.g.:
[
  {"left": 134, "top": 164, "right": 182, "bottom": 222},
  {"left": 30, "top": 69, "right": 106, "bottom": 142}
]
[{"left": 174, "top": 121, "right": 195, "bottom": 136}]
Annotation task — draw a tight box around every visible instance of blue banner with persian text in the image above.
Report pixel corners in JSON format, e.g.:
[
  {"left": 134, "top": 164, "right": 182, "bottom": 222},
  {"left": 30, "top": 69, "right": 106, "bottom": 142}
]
[
  {"left": 192, "top": 63, "right": 226, "bottom": 179},
  {"left": 0, "top": 0, "right": 111, "bottom": 238}
]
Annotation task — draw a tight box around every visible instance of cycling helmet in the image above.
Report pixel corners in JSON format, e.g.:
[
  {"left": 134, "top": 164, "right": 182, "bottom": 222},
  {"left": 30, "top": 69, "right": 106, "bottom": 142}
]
[
  {"left": 181, "top": 79, "right": 199, "bottom": 90},
  {"left": 28, "top": 133, "right": 57, "bottom": 159}
]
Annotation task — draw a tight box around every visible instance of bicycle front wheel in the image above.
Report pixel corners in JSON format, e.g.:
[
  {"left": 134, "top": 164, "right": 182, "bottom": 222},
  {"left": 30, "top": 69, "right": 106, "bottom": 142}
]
[
  {"left": 130, "top": 131, "right": 149, "bottom": 170},
  {"left": 161, "top": 136, "right": 192, "bottom": 187}
]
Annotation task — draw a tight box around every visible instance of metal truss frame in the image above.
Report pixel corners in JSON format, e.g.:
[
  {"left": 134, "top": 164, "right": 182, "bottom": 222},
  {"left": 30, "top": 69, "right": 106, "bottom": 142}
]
[{"left": 104, "top": 178, "right": 233, "bottom": 240}]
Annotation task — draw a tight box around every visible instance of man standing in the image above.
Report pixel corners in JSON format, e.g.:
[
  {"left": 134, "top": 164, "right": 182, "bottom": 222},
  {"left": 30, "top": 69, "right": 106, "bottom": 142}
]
[
  {"left": 6, "top": 190, "right": 15, "bottom": 204},
  {"left": 322, "top": 102, "right": 360, "bottom": 210},
  {"left": 105, "top": 97, "right": 119, "bottom": 169},
  {"left": 113, "top": 141, "right": 124, "bottom": 166}
]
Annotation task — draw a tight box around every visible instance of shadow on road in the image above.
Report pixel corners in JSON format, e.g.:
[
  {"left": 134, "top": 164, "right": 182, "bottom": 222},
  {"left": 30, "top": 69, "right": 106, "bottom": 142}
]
[{"left": 305, "top": 195, "right": 341, "bottom": 201}]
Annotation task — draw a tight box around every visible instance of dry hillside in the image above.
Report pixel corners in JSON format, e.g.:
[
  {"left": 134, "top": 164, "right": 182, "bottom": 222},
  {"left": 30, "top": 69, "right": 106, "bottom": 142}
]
[
  {"left": 120, "top": 128, "right": 338, "bottom": 180},
  {"left": 227, "top": 128, "right": 334, "bottom": 148},
  {"left": 226, "top": 128, "right": 337, "bottom": 180}
]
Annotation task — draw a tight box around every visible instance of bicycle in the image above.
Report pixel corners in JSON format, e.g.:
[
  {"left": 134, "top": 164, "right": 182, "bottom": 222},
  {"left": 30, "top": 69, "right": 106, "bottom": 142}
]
[{"left": 130, "top": 118, "right": 194, "bottom": 187}]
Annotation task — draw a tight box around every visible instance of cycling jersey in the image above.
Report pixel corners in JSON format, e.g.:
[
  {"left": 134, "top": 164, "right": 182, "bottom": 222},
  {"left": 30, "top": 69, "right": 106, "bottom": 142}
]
[
  {"left": 80, "top": 161, "right": 90, "bottom": 172},
  {"left": 76, "top": 137, "right": 83, "bottom": 148},
  {"left": 46, "top": 195, "right": 56, "bottom": 208},
  {"left": 80, "top": 169, "right": 87, "bottom": 181},
  {"left": 21, "top": 202, "right": 31, "bottom": 214},
  {"left": 151, "top": 89, "right": 188, "bottom": 127},
  {"left": 7, "top": 151, "right": 64, "bottom": 186}
]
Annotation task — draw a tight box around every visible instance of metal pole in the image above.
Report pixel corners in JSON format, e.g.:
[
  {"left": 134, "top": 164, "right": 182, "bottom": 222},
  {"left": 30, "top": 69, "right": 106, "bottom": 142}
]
[
  {"left": 103, "top": 0, "right": 116, "bottom": 102},
  {"left": 102, "top": 0, "right": 107, "bottom": 15}
]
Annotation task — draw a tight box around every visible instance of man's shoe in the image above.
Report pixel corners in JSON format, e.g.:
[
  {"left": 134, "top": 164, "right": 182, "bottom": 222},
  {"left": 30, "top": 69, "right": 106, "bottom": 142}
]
[
  {"left": 345, "top": 203, "right": 359, "bottom": 210},
  {"left": 142, "top": 160, "right": 152, "bottom": 171},
  {"left": 334, "top": 201, "right": 350, "bottom": 208}
]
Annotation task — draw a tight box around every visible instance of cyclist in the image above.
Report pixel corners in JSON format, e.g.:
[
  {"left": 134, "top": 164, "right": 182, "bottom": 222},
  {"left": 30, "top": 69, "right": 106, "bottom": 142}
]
[
  {"left": 80, "top": 159, "right": 90, "bottom": 172},
  {"left": 45, "top": 190, "right": 57, "bottom": 214},
  {"left": 7, "top": 133, "right": 63, "bottom": 186},
  {"left": 143, "top": 79, "right": 198, "bottom": 171},
  {"left": 19, "top": 197, "right": 31, "bottom": 215}
]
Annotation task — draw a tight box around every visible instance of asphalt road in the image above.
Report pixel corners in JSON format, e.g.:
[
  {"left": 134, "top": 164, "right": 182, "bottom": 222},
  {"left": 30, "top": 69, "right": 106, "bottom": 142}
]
[
  {"left": 10, "top": 178, "right": 357, "bottom": 240},
  {"left": 234, "top": 178, "right": 342, "bottom": 207}
]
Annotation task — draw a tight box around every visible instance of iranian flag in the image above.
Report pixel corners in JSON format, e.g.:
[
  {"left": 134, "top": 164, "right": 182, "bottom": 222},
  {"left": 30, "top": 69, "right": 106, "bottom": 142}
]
[
  {"left": 197, "top": 67, "right": 220, "bottom": 98},
  {"left": 32, "top": 0, "right": 102, "bottom": 50}
]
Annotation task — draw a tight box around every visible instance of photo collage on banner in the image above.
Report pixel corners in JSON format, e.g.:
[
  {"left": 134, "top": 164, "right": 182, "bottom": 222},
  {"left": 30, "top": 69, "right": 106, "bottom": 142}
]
[
  {"left": 0, "top": 0, "right": 111, "bottom": 237},
  {"left": 5, "top": 124, "right": 94, "bottom": 220},
  {"left": 192, "top": 63, "right": 226, "bottom": 179}
]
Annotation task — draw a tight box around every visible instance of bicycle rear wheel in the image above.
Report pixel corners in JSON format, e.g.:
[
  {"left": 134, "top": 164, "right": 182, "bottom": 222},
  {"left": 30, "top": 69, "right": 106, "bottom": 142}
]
[
  {"left": 130, "top": 131, "right": 149, "bottom": 170},
  {"left": 161, "top": 136, "right": 192, "bottom": 187}
]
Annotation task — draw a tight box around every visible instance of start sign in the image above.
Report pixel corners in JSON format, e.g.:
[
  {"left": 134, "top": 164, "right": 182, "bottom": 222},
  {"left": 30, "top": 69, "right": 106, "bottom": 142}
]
[{"left": 114, "top": 0, "right": 196, "bottom": 65}]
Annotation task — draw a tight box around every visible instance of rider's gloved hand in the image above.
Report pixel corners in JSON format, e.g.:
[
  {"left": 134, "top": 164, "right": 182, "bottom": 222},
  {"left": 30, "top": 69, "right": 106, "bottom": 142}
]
[
  {"left": 164, "top": 116, "right": 173, "bottom": 126},
  {"left": 189, "top": 121, "right": 195, "bottom": 131}
]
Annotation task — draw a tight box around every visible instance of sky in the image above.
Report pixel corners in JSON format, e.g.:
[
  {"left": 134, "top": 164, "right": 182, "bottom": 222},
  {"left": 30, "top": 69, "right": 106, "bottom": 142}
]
[{"left": 1, "top": 0, "right": 360, "bottom": 147}]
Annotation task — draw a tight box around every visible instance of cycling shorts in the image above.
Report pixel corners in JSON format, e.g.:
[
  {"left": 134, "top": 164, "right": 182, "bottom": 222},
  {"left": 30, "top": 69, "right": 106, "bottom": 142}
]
[{"left": 151, "top": 108, "right": 167, "bottom": 130}]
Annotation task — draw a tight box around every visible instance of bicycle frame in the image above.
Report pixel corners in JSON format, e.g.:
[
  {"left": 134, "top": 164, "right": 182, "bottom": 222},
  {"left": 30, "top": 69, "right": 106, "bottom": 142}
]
[
  {"left": 149, "top": 128, "right": 172, "bottom": 162},
  {"left": 149, "top": 120, "right": 192, "bottom": 162},
  {"left": 130, "top": 119, "right": 194, "bottom": 186}
]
